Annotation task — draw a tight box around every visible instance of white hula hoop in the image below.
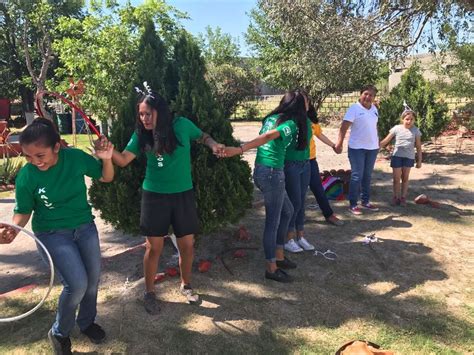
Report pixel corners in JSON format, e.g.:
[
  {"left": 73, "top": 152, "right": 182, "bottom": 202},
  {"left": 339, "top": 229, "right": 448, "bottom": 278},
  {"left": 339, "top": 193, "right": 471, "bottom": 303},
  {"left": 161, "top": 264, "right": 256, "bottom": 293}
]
[{"left": 0, "top": 222, "right": 55, "bottom": 322}]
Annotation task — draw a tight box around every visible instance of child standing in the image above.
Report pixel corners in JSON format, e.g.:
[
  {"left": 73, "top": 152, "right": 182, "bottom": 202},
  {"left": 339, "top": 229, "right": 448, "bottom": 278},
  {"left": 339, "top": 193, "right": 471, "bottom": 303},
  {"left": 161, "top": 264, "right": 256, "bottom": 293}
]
[
  {"left": 380, "top": 110, "right": 422, "bottom": 206},
  {"left": 0, "top": 117, "right": 114, "bottom": 355}
]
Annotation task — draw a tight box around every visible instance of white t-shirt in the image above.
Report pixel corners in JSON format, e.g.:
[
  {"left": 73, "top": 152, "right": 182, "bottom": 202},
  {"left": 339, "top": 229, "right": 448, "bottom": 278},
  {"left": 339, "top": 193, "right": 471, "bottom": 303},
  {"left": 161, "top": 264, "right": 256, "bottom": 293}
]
[{"left": 343, "top": 102, "right": 379, "bottom": 150}]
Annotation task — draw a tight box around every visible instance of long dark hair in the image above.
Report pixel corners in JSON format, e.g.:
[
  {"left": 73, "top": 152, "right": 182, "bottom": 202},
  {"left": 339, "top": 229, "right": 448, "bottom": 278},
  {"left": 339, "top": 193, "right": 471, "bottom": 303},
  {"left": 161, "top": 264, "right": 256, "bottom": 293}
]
[
  {"left": 19, "top": 117, "right": 60, "bottom": 148},
  {"left": 307, "top": 102, "right": 318, "bottom": 124},
  {"left": 265, "top": 90, "right": 308, "bottom": 150},
  {"left": 136, "top": 91, "right": 179, "bottom": 155}
]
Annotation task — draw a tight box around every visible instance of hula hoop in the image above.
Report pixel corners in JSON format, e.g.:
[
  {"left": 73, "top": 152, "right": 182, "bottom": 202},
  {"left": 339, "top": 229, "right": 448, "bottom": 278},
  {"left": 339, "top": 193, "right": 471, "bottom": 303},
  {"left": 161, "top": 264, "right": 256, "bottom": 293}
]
[
  {"left": 35, "top": 91, "right": 101, "bottom": 138},
  {"left": 0, "top": 223, "right": 55, "bottom": 323}
]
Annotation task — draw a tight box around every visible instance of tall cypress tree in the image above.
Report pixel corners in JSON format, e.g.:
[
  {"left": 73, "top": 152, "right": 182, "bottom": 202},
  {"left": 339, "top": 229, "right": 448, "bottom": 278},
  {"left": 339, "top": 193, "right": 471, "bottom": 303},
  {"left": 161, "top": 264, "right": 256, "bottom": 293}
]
[
  {"left": 89, "top": 21, "right": 166, "bottom": 234},
  {"left": 90, "top": 28, "right": 253, "bottom": 234},
  {"left": 169, "top": 32, "right": 253, "bottom": 232}
]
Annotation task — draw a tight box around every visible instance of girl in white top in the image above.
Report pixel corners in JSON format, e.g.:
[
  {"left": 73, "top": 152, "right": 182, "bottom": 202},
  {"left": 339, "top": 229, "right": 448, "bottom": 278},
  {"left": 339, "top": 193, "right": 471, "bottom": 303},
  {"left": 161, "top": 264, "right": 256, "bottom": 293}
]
[{"left": 380, "top": 110, "right": 422, "bottom": 206}]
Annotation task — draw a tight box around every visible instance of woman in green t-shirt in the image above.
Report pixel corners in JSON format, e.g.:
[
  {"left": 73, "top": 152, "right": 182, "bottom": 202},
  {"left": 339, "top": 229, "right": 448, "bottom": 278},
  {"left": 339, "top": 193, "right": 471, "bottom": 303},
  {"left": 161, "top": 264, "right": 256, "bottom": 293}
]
[
  {"left": 107, "top": 89, "right": 224, "bottom": 314},
  {"left": 224, "top": 91, "right": 308, "bottom": 283},
  {"left": 0, "top": 118, "right": 114, "bottom": 354}
]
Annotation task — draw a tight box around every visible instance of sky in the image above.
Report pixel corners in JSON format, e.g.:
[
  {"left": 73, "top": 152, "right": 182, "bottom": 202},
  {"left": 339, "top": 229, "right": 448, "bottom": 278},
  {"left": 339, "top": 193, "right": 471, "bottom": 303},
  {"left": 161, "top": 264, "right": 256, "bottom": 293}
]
[{"left": 131, "top": 0, "right": 256, "bottom": 56}]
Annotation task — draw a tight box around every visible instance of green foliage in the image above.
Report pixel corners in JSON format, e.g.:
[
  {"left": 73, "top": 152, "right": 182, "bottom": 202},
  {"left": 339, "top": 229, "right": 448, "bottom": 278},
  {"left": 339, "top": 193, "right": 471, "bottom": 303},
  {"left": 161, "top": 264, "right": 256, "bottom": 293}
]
[
  {"left": 247, "top": 1, "right": 381, "bottom": 108},
  {"left": 171, "top": 32, "right": 253, "bottom": 232},
  {"left": 0, "top": 157, "right": 24, "bottom": 185},
  {"left": 199, "top": 26, "right": 258, "bottom": 118},
  {"left": 434, "top": 43, "right": 474, "bottom": 99},
  {"left": 89, "top": 27, "right": 253, "bottom": 235},
  {"left": 379, "top": 64, "right": 449, "bottom": 140}
]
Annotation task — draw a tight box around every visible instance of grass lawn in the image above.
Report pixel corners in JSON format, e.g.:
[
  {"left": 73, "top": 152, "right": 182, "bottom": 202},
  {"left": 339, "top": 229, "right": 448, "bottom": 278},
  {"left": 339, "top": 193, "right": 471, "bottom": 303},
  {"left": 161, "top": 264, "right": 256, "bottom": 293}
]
[{"left": 1, "top": 132, "right": 472, "bottom": 354}]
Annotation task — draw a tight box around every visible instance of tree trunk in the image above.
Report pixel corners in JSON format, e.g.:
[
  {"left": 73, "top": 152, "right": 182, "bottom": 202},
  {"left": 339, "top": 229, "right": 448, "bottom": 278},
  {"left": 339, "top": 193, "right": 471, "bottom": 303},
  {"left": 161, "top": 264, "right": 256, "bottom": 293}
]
[{"left": 18, "top": 85, "right": 34, "bottom": 125}]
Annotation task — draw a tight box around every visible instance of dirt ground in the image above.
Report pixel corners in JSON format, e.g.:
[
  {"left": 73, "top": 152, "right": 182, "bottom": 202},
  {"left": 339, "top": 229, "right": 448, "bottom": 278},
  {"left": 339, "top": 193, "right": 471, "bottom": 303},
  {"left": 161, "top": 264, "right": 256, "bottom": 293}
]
[{"left": 1, "top": 123, "right": 473, "bottom": 353}]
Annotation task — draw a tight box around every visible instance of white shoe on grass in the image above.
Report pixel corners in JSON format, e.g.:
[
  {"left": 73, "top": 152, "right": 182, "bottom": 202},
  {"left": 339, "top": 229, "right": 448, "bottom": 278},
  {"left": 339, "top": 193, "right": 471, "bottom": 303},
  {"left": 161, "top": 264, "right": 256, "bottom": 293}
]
[
  {"left": 284, "top": 239, "right": 304, "bottom": 253},
  {"left": 297, "top": 237, "right": 315, "bottom": 251}
]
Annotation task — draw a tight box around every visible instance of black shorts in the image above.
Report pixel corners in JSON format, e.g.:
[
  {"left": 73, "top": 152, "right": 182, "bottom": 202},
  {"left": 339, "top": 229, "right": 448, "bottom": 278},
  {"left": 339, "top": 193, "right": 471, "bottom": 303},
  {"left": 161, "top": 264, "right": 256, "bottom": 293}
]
[{"left": 140, "top": 189, "right": 200, "bottom": 238}]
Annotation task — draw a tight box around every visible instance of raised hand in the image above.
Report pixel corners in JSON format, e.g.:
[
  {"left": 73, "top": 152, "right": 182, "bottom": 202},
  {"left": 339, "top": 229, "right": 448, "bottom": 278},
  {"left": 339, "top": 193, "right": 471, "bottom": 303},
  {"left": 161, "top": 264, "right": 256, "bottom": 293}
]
[
  {"left": 95, "top": 140, "right": 114, "bottom": 160},
  {"left": 0, "top": 223, "right": 19, "bottom": 244}
]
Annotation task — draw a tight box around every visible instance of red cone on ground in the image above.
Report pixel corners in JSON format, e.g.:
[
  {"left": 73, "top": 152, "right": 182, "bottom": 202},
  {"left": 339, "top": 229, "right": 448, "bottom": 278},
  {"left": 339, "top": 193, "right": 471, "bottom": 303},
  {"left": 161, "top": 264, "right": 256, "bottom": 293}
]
[
  {"left": 198, "top": 260, "right": 212, "bottom": 273},
  {"left": 233, "top": 249, "right": 246, "bottom": 258}
]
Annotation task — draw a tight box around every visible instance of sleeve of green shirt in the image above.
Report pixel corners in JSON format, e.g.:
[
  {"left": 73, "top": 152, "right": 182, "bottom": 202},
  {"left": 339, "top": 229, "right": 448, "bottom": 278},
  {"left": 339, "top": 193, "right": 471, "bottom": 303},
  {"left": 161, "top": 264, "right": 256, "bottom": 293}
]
[
  {"left": 276, "top": 120, "right": 296, "bottom": 147},
  {"left": 124, "top": 132, "right": 141, "bottom": 156},
  {"left": 13, "top": 168, "right": 35, "bottom": 214},
  {"left": 181, "top": 117, "right": 203, "bottom": 141},
  {"left": 80, "top": 149, "right": 103, "bottom": 179}
]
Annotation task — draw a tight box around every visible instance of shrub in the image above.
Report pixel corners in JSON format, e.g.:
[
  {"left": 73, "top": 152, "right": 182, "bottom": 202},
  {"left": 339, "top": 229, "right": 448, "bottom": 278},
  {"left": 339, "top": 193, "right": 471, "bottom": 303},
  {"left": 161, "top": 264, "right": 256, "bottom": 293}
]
[
  {"left": 379, "top": 63, "right": 449, "bottom": 140},
  {"left": 0, "top": 157, "right": 24, "bottom": 186},
  {"left": 89, "top": 25, "right": 253, "bottom": 235}
]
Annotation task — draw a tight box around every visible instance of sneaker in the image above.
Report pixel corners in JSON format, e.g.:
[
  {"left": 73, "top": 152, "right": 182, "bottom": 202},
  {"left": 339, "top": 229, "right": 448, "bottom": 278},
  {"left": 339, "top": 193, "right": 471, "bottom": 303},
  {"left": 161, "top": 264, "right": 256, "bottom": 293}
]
[
  {"left": 143, "top": 292, "right": 161, "bottom": 315},
  {"left": 81, "top": 323, "right": 106, "bottom": 344},
  {"left": 360, "top": 202, "right": 379, "bottom": 211},
  {"left": 284, "top": 239, "right": 304, "bottom": 253},
  {"left": 348, "top": 206, "right": 363, "bottom": 215},
  {"left": 326, "top": 214, "right": 344, "bottom": 226},
  {"left": 265, "top": 268, "right": 293, "bottom": 283},
  {"left": 400, "top": 197, "right": 407, "bottom": 206},
  {"left": 276, "top": 256, "right": 297, "bottom": 269},
  {"left": 391, "top": 197, "right": 400, "bottom": 206},
  {"left": 48, "top": 329, "right": 72, "bottom": 355},
  {"left": 180, "top": 284, "right": 200, "bottom": 304},
  {"left": 297, "top": 237, "right": 315, "bottom": 251}
]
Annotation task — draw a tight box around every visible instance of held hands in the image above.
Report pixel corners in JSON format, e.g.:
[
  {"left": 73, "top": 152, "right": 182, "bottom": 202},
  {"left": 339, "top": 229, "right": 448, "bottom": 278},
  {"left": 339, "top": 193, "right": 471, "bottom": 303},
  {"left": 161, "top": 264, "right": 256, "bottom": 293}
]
[
  {"left": 211, "top": 143, "right": 226, "bottom": 158},
  {"left": 334, "top": 143, "right": 343, "bottom": 154},
  {"left": 94, "top": 135, "right": 114, "bottom": 160},
  {"left": 0, "top": 223, "right": 19, "bottom": 244}
]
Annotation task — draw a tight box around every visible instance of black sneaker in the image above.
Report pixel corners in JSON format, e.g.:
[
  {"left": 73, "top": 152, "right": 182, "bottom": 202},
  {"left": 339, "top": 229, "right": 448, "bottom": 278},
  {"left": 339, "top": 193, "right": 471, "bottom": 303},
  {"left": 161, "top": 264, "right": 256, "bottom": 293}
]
[
  {"left": 48, "top": 329, "right": 72, "bottom": 355},
  {"left": 81, "top": 323, "right": 106, "bottom": 344},
  {"left": 276, "top": 256, "right": 297, "bottom": 269},
  {"left": 144, "top": 291, "right": 161, "bottom": 315},
  {"left": 265, "top": 268, "right": 293, "bottom": 283}
]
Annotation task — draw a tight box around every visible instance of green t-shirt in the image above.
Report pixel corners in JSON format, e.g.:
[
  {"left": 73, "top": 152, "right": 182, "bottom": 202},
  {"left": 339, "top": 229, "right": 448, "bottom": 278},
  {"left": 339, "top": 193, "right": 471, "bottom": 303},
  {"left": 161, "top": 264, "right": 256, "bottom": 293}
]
[
  {"left": 255, "top": 114, "right": 298, "bottom": 168},
  {"left": 125, "top": 117, "right": 203, "bottom": 193},
  {"left": 285, "top": 118, "right": 312, "bottom": 162},
  {"left": 14, "top": 148, "right": 103, "bottom": 233}
]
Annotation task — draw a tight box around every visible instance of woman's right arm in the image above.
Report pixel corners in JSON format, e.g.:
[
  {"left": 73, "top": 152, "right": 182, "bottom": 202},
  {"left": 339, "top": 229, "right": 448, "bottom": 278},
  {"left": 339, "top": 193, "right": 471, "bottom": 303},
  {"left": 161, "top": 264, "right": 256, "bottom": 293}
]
[
  {"left": 224, "top": 129, "right": 281, "bottom": 157},
  {"left": 0, "top": 214, "right": 31, "bottom": 244},
  {"left": 112, "top": 150, "right": 136, "bottom": 168}
]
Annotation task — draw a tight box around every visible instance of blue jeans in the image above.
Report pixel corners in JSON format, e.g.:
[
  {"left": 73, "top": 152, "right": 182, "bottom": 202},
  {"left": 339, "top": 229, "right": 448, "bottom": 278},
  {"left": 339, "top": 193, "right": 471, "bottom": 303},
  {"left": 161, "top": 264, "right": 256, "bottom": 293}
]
[
  {"left": 284, "top": 160, "right": 310, "bottom": 232},
  {"left": 253, "top": 164, "right": 294, "bottom": 262},
  {"left": 348, "top": 148, "right": 379, "bottom": 207},
  {"left": 309, "top": 159, "right": 334, "bottom": 219},
  {"left": 36, "top": 222, "right": 101, "bottom": 338}
]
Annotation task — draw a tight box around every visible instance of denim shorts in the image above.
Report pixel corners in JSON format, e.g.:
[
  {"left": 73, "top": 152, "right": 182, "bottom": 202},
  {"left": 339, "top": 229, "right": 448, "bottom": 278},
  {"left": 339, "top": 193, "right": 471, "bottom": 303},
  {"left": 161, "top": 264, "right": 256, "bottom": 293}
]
[{"left": 391, "top": 155, "right": 415, "bottom": 168}]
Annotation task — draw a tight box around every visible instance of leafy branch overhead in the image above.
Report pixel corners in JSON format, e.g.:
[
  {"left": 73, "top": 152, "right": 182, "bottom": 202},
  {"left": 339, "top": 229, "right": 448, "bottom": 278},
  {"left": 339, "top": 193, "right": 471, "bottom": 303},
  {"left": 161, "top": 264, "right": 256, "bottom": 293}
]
[{"left": 247, "top": 0, "right": 472, "bottom": 106}]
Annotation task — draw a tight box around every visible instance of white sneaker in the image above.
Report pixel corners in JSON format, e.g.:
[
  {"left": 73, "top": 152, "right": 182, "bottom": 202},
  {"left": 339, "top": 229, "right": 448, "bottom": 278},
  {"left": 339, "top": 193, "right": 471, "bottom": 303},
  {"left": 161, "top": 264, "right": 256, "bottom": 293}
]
[
  {"left": 297, "top": 237, "right": 315, "bottom": 251},
  {"left": 284, "top": 239, "right": 304, "bottom": 253}
]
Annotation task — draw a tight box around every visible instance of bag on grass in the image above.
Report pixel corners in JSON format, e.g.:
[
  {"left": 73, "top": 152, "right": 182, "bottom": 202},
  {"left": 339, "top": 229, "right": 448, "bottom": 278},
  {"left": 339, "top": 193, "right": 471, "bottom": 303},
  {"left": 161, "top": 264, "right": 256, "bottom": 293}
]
[{"left": 322, "top": 176, "right": 344, "bottom": 200}]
